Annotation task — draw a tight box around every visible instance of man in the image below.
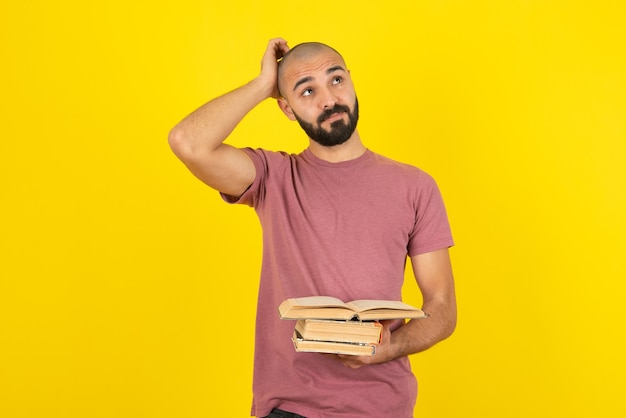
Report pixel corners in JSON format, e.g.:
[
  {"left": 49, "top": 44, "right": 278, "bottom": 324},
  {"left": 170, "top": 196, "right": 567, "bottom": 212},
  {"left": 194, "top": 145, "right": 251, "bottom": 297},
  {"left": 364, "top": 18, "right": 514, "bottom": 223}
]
[{"left": 169, "top": 38, "right": 456, "bottom": 418}]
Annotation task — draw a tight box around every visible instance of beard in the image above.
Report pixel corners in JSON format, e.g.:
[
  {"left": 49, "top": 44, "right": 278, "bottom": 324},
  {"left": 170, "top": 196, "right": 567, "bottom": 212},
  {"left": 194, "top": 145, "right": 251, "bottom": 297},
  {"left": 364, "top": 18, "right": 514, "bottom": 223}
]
[{"left": 293, "top": 97, "right": 359, "bottom": 147}]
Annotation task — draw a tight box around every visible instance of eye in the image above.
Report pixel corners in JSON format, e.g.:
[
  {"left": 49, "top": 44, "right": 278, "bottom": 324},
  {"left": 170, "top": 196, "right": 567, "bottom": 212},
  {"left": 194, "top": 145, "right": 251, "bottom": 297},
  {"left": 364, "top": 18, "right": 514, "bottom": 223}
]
[
  {"left": 332, "top": 76, "right": 343, "bottom": 85},
  {"left": 302, "top": 88, "right": 313, "bottom": 97}
]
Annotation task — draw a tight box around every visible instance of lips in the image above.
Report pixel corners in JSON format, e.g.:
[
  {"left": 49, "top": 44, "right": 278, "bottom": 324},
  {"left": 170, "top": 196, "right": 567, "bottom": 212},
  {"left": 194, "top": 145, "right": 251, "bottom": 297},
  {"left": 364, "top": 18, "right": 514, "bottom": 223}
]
[
  {"left": 324, "top": 112, "right": 345, "bottom": 123},
  {"left": 318, "top": 104, "right": 351, "bottom": 124}
]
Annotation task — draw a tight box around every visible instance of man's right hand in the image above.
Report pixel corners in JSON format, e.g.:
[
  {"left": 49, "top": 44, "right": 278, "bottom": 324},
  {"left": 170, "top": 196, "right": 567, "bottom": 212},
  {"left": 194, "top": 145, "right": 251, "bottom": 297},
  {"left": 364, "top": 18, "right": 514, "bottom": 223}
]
[{"left": 258, "top": 38, "right": 290, "bottom": 99}]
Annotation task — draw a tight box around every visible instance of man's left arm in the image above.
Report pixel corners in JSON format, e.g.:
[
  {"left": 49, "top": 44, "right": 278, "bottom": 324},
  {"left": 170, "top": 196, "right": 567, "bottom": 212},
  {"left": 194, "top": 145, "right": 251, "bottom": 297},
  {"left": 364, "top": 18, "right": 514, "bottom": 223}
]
[{"left": 336, "top": 248, "right": 456, "bottom": 368}]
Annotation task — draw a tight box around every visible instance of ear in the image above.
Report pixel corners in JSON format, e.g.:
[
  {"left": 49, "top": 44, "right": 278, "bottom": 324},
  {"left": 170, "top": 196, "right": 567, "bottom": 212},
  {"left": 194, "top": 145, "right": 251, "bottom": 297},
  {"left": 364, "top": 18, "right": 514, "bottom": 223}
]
[{"left": 277, "top": 98, "right": 297, "bottom": 121}]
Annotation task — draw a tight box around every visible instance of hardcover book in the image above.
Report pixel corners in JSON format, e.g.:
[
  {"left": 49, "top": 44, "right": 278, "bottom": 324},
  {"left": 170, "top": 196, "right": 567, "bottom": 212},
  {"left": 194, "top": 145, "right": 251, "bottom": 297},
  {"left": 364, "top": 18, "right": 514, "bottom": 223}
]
[
  {"left": 291, "top": 330, "right": 376, "bottom": 356},
  {"left": 294, "top": 319, "right": 383, "bottom": 344}
]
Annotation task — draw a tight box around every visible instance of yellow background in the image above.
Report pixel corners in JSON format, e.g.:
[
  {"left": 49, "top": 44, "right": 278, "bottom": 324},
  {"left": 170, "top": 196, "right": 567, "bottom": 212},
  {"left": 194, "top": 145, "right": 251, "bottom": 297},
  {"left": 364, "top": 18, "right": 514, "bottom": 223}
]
[{"left": 2, "top": 1, "right": 625, "bottom": 417}]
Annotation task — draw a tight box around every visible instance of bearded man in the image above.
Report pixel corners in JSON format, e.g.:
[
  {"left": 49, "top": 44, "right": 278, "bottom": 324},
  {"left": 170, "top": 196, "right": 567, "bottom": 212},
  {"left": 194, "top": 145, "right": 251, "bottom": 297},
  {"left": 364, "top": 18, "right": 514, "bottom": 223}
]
[{"left": 169, "top": 38, "right": 457, "bottom": 418}]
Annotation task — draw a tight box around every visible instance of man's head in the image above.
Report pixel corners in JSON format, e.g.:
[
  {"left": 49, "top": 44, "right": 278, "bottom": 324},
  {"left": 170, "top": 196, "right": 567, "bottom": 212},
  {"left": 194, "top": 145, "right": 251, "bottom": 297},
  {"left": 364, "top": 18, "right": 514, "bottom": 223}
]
[{"left": 277, "top": 42, "right": 359, "bottom": 147}]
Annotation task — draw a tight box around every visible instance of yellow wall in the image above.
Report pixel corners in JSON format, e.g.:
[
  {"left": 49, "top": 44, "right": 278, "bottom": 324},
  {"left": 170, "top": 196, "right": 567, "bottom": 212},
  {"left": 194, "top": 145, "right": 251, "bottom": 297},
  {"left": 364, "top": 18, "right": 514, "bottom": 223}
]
[{"left": 2, "top": 1, "right": 624, "bottom": 417}]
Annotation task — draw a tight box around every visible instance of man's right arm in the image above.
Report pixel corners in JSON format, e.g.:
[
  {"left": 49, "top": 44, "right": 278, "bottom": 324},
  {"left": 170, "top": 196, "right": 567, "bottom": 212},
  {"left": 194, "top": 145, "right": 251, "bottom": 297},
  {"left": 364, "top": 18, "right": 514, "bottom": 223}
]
[{"left": 168, "top": 38, "right": 289, "bottom": 196}]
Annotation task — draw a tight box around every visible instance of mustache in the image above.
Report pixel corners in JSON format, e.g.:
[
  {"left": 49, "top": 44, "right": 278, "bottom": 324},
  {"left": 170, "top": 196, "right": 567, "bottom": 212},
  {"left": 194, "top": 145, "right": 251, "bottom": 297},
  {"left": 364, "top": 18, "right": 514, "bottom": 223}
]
[{"left": 317, "top": 104, "right": 351, "bottom": 124}]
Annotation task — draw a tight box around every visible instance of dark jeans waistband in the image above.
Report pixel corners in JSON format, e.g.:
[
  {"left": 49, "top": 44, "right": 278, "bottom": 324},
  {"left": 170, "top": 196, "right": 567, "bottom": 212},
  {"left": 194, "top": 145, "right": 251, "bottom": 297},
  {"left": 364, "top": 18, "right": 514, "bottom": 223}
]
[{"left": 263, "top": 408, "right": 307, "bottom": 418}]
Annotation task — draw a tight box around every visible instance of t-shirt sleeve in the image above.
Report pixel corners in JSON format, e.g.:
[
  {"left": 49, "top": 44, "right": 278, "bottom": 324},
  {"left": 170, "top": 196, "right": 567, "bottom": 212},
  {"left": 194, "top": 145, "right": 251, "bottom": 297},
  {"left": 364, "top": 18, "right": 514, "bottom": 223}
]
[
  {"left": 220, "top": 148, "right": 292, "bottom": 208},
  {"left": 219, "top": 147, "right": 268, "bottom": 207},
  {"left": 407, "top": 173, "right": 454, "bottom": 256}
]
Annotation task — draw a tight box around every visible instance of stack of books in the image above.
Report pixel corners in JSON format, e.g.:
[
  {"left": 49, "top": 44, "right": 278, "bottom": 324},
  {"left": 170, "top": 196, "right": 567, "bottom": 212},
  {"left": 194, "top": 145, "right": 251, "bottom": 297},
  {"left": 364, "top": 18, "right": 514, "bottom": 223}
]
[{"left": 278, "top": 296, "right": 427, "bottom": 356}]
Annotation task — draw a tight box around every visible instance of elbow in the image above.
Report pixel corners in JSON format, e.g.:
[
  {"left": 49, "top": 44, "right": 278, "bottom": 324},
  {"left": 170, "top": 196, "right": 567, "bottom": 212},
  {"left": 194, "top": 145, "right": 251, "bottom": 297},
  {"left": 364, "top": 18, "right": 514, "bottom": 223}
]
[
  {"left": 168, "top": 124, "right": 204, "bottom": 165},
  {"left": 168, "top": 124, "right": 188, "bottom": 158},
  {"left": 443, "top": 314, "right": 457, "bottom": 340},
  {"left": 168, "top": 123, "right": 215, "bottom": 165},
  {"left": 440, "top": 306, "right": 457, "bottom": 341}
]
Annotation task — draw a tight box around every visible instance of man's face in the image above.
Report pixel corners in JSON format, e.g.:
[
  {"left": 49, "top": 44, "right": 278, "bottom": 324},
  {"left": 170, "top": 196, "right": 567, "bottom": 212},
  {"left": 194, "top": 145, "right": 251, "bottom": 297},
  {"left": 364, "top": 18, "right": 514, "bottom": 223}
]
[{"left": 278, "top": 48, "right": 359, "bottom": 147}]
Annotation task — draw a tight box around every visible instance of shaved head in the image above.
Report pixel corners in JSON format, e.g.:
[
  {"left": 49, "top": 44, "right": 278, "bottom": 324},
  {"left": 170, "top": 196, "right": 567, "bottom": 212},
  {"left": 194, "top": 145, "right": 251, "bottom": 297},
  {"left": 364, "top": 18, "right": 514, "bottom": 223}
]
[{"left": 277, "top": 42, "right": 346, "bottom": 97}]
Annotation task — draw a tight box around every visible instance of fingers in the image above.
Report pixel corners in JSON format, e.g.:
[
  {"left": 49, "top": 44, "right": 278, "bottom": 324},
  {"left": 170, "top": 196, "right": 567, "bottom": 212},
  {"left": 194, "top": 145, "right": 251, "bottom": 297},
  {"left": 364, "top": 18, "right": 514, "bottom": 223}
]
[
  {"left": 263, "top": 38, "right": 289, "bottom": 67},
  {"left": 268, "top": 37, "right": 290, "bottom": 60},
  {"left": 258, "top": 38, "right": 290, "bottom": 99},
  {"left": 259, "top": 38, "right": 289, "bottom": 77}
]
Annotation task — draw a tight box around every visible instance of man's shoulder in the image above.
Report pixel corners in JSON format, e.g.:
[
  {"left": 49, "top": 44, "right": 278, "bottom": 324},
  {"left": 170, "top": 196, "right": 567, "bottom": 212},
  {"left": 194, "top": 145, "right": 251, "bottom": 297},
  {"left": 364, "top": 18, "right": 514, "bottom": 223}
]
[
  {"left": 242, "top": 147, "right": 300, "bottom": 168},
  {"left": 369, "top": 151, "right": 431, "bottom": 179}
]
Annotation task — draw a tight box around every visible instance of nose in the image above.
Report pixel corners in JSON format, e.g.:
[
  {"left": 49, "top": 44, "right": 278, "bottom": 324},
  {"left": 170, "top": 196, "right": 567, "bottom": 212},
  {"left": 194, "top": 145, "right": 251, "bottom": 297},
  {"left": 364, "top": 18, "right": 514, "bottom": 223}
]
[{"left": 319, "top": 88, "right": 338, "bottom": 109}]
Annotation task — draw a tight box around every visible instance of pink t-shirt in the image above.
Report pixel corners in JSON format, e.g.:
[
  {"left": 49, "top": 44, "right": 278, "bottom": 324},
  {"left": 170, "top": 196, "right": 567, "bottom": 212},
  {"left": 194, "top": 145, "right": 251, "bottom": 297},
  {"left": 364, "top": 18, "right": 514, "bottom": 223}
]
[{"left": 223, "top": 148, "right": 453, "bottom": 418}]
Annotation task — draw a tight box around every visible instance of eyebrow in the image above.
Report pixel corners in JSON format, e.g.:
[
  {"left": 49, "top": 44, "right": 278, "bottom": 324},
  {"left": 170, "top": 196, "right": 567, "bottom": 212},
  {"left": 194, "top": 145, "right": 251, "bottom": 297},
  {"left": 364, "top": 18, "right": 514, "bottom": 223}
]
[{"left": 292, "top": 65, "right": 346, "bottom": 92}]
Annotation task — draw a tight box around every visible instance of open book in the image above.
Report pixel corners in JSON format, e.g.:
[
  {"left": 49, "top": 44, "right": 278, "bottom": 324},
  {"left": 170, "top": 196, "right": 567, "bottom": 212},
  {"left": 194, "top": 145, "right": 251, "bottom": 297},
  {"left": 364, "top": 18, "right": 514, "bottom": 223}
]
[{"left": 279, "top": 296, "right": 426, "bottom": 321}]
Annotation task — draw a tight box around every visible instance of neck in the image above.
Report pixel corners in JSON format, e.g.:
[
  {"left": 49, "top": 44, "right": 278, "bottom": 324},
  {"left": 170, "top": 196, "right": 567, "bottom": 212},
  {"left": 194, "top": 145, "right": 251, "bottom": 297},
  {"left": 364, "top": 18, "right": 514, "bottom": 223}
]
[{"left": 308, "top": 131, "right": 366, "bottom": 162}]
